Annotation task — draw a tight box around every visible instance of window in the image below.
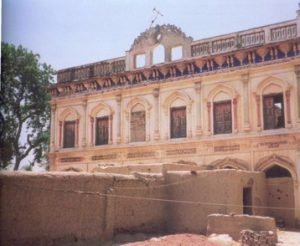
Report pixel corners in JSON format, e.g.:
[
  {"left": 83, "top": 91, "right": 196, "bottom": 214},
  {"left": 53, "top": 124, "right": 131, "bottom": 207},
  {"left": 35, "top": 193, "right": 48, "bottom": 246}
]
[
  {"left": 63, "top": 121, "right": 75, "bottom": 148},
  {"left": 130, "top": 110, "right": 146, "bottom": 142},
  {"left": 213, "top": 100, "right": 232, "bottom": 134},
  {"left": 171, "top": 46, "right": 183, "bottom": 61},
  {"left": 153, "top": 44, "right": 165, "bottom": 64},
  {"left": 170, "top": 106, "right": 186, "bottom": 138},
  {"left": 265, "top": 165, "right": 292, "bottom": 178},
  {"left": 95, "top": 116, "right": 109, "bottom": 145},
  {"left": 263, "top": 93, "right": 285, "bottom": 130},
  {"left": 135, "top": 54, "right": 146, "bottom": 68}
]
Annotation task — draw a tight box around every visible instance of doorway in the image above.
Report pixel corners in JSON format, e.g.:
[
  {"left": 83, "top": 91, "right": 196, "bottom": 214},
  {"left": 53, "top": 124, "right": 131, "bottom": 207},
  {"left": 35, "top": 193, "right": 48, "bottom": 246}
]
[{"left": 243, "top": 187, "right": 252, "bottom": 215}]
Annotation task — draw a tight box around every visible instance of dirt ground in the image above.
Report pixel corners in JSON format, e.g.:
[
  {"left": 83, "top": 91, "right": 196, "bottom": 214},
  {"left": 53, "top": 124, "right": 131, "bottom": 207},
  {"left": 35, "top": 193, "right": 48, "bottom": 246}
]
[{"left": 112, "top": 229, "right": 300, "bottom": 246}]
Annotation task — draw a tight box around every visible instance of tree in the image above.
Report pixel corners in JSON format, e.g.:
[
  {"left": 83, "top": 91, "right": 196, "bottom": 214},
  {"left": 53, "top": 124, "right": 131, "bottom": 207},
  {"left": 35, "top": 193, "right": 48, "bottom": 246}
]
[{"left": 0, "top": 43, "right": 54, "bottom": 170}]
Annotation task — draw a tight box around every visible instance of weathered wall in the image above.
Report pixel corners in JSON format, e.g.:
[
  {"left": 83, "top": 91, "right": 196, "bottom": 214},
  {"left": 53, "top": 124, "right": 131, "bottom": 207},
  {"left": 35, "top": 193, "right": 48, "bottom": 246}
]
[
  {"left": 0, "top": 172, "right": 115, "bottom": 246},
  {"left": 207, "top": 214, "right": 277, "bottom": 241},
  {"left": 266, "top": 177, "right": 295, "bottom": 227},
  {"left": 165, "top": 170, "right": 267, "bottom": 233},
  {"left": 0, "top": 170, "right": 267, "bottom": 245}
]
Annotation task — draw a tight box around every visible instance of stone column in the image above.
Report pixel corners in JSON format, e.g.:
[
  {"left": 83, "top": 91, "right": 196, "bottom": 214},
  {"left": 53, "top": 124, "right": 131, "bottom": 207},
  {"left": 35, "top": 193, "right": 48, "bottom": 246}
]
[
  {"left": 285, "top": 90, "right": 292, "bottom": 127},
  {"left": 207, "top": 101, "right": 212, "bottom": 135},
  {"left": 90, "top": 117, "right": 94, "bottom": 146},
  {"left": 76, "top": 119, "right": 79, "bottom": 147},
  {"left": 153, "top": 88, "right": 160, "bottom": 140},
  {"left": 255, "top": 94, "right": 262, "bottom": 130},
  {"left": 59, "top": 121, "right": 62, "bottom": 148},
  {"left": 194, "top": 81, "right": 202, "bottom": 137},
  {"left": 233, "top": 98, "right": 238, "bottom": 133},
  {"left": 294, "top": 65, "right": 300, "bottom": 121},
  {"left": 241, "top": 73, "right": 251, "bottom": 131},
  {"left": 50, "top": 103, "right": 56, "bottom": 151},
  {"left": 82, "top": 98, "right": 87, "bottom": 147},
  {"left": 116, "top": 94, "right": 122, "bottom": 144}
]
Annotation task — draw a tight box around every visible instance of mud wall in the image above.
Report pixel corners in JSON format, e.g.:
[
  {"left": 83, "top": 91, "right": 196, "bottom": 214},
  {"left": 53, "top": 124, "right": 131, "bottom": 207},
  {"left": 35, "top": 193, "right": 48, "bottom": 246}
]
[
  {"left": 0, "top": 170, "right": 267, "bottom": 245},
  {"left": 165, "top": 170, "right": 267, "bottom": 234}
]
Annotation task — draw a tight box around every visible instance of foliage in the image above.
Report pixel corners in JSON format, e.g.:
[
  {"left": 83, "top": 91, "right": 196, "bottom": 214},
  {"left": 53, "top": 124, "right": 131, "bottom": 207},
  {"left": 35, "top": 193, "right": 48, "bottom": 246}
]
[{"left": 0, "top": 43, "right": 54, "bottom": 170}]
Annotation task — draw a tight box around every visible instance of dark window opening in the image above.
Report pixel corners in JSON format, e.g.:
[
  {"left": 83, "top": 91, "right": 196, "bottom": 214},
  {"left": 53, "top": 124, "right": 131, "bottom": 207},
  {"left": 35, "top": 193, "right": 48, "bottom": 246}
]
[
  {"left": 171, "top": 106, "right": 186, "bottom": 138},
  {"left": 130, "top": 110, "right": 146, "bottom": 142},
  {"left": 63, "top": 121, "right": 75, "bottom": 148},
  {"left": 243, "top": 187, "right": 252, "bottom": 215},
  {"left": 265, "top": 165, "right": 292, "bottom": 178},
  {"left": 263, "top": 93, "right": 285, "bottom": 130},
  {"left": 96, "top": 116, "right": 109, "bottom": 145},
  {"left": 213, "top": 100, "right": 232, "bottom": 134}
]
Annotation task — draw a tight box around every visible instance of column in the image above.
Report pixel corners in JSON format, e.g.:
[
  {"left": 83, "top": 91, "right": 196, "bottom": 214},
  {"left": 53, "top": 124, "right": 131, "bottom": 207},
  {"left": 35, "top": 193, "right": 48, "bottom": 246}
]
[
  {"left": 241, "top": 73, "right": 251, "bottom": 131},
  {"left": 194, "top": 81, "right": 202, "bottom": 137},
  {"left": 285, "top": 90, "right": 292, "bottom": 127},
  {"left": 233, "top": 98, "right": 238, "bottom": 133},
  {"left": 116, "top": 94, "right": 122, "bottom": 144},
  {"left": 50, "top": 103, "right": 56, "bottom": 151},
  {"left": 109, "top": 114, "right": 113, "bottom": 144},
  {"left": 59, "top": 121, "right": 62, "bottom": 148},
  {"left": 82, "top": 98, "right": 87, "bottom": 147},
  {"left": 207, "top": 101, "right": 212, "bottom": 135},
  {"left": 255, "top": 94, "right": 262, "bottom": 130},
  {"left": 90, "top": 117, "right": 94, "bottom": 146},
  {"left": 294, "top": 65, "right": 300, "bottom": 121},
  {"left": 153, "top": 88, "right": 160, "bottom": 140},
  {"left": 76, "top": 119, "right": 79, "bottom": 147}
]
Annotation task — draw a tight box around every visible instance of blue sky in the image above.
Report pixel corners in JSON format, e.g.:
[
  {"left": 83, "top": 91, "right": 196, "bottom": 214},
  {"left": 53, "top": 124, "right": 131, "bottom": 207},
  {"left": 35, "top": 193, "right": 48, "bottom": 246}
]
[
  {"left": 2, "top": 0, "right": 299, "bottom": 169},
  {"left": 3, "top": 0, "right": 300, "bottom": 71}
]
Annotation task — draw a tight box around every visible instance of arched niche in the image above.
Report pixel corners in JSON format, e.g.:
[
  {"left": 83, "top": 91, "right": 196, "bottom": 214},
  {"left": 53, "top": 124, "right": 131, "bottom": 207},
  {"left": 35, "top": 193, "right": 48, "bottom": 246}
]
[
  {"left": 125, "top": 97, "right": 152, "bottom": 142},
  {"left": 210, "top": 157, "right": 249, "bottom": 171},
  {"left": 254, "top": 76, "right": 292, "bottom": 130},
  {"left": 206, "top": 84, "right": 239, "bottom": 135},
  {"left": 163, "top": 91, "right": 193, "bottom": 139},
  {"left": 89, "top": 103, "right": 114, "bottom": 146},
  {"left": 58, "top": 108, "right": 80, "bottom": 149}
]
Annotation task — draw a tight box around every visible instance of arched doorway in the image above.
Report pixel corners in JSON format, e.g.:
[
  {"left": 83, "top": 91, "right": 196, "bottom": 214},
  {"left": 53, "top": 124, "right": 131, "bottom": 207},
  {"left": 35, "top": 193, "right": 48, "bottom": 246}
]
[{"left": 265, "top": 165, "right": 295, "bottom": 227}]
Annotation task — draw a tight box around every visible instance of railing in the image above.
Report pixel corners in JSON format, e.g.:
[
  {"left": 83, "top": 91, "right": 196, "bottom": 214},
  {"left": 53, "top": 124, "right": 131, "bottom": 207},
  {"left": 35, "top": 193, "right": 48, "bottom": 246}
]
[
  {"left": 57, "top": 58, "right": 126, "bottom": 83},
  {"left": 191, "top": 21, "right": 297, "bottom": 57}
]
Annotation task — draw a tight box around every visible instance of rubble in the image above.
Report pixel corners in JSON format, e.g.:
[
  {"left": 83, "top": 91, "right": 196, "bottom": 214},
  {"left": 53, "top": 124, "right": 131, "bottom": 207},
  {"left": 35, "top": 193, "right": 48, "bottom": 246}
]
[{"left": 240, "top": 229, "right": 276, "bottom": 246}]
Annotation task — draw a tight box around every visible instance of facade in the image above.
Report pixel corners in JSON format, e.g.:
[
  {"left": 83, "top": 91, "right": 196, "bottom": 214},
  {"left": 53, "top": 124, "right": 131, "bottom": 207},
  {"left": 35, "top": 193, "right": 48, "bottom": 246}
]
[{"left": 49, "top": 9, "right": 300, "bottom": 226}]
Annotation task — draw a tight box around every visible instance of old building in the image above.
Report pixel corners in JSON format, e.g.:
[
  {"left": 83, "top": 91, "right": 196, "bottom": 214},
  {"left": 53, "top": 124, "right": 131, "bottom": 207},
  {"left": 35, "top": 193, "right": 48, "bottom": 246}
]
[{"left": 49, "top": 8, "right": 300, "bottom": 226}]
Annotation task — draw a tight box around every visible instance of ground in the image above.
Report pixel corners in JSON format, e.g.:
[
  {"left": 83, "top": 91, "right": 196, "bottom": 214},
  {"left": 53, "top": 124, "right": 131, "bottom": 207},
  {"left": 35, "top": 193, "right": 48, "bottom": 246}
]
[{"left": 112, "top": 229, "right": 300, "bottom": 246}]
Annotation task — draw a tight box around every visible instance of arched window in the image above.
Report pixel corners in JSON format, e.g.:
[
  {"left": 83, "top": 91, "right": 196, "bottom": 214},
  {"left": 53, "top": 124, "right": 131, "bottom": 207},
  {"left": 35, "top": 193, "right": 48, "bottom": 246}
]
[
  {"left": 265, "top": 165, "right": 292, "bottom": 178},
  {"left": 170, "top": 106, "right": 186, "bottom": 138},
  {"left": 90, "top": 103, "right": 114, "bottom": 146},
  {"left": 135, "top": 53, "right": 146, "bottom": 68},
  {"left": 263, "top": 93, "right": 285, "bottom": 130},
  {"left": 213, "top": 92, "right": 232, "bottom": 134},
  {"left": 153, "top": 44, "right": 165, "bottom": 64},
  {"left": 58, "top": 108, "right": 80, "bottom": 149},
  {"left": 130, "top": 103, "right": 146, "bottom": 142}
]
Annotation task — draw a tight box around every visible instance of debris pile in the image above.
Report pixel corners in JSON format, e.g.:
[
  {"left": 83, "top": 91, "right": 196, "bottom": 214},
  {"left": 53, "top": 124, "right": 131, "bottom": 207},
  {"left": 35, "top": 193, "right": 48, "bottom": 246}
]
[{"left": 240, "top": 229, "right": 276, "bottom": 246}]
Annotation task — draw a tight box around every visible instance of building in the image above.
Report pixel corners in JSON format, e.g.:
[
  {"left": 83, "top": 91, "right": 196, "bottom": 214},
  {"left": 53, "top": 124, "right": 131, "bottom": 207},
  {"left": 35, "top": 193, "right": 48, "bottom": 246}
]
[{"left": 49, "top": 8, "right": 300, "bottom": 226}]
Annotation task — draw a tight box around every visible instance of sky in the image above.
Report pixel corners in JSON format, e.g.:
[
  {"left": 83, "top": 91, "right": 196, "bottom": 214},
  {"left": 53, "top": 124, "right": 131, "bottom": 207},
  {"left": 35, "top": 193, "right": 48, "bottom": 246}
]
[
  {"left": 3, "top": 0, "right": 300, "bottom": 72},
  {"left": 2, "top": 0, "right": 299, "bottom": 169}
]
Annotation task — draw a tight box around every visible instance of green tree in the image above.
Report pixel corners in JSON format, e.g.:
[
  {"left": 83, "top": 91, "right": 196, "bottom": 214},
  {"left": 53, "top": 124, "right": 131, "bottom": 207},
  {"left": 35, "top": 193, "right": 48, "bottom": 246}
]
[{"left": 0, "top": 43, "right": 54, "bottom": 170}]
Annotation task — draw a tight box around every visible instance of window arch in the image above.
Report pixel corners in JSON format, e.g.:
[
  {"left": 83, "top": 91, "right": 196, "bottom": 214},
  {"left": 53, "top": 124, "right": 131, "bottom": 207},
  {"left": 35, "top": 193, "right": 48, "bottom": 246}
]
[
  {"left": 254, "top": 76, "right": 292, "bottom": 130},
  {"left": 206, "top": 85, "right": 239, "bottom": 135},
  {"left": 125, "top": 97, "right": 151, "bottom": 143},
  {"left": 163, "top": 91, "right": 193, "bottom": 139},
  {"left": 58, "top": 108, "right": 80, "bottom": 149},
  {"left": 152, "top": 44, "right": 165, "bottom": 64},
  {"left": 90, "top": 103, "right": 114, "bottom": 146}
]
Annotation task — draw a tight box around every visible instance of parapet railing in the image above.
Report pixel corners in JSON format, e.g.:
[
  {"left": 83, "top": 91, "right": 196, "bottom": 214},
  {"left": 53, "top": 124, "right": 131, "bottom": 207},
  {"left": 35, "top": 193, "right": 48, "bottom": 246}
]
[
  {"left": 191, "top": 20, "right": 297, "bottom": 57},
  {"left": 57, "top": 57, "right": 126, "bottom": 83}
]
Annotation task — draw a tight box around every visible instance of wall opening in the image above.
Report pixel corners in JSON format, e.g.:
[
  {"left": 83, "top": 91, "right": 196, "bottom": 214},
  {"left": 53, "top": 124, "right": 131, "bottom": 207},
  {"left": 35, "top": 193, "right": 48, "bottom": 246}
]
[
  {"left": 243, "top": 187, "right": 252, "bottom": 215},
  {"left": 153, "top": 44, "right": 165, "bottom": 64},
  {"left": 263, "top": 93, "right": 285, "bottom": 130},
  {"left": 264, "top": 165, "right": 295, "bottom": 227},
  {"left": 171, "top": 46, "right": 183, "bottom": 61},
  {"left": 135, "top": 54, "right": 146, "bottom": 68}
]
